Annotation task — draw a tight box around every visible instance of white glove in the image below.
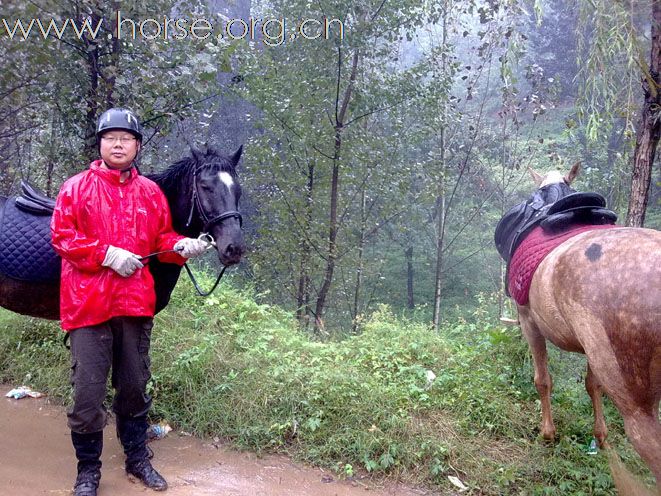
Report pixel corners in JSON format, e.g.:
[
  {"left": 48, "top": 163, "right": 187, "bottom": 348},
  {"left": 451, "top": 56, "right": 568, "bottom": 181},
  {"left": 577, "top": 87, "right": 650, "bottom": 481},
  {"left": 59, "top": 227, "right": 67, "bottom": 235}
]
[
  {"left": 174, "top": 237, "right": 208, "bottom": 258},
  {"left": 102, "top": 246, "right": 144, "bottom": 277}
]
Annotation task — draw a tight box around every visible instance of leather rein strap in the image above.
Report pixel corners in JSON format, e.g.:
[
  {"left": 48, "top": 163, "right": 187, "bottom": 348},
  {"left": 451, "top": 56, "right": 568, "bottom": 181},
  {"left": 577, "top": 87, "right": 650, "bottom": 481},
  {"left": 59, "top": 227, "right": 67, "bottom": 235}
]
[{"left": 183, "top": 263, "right": 226, "bottom": 296}]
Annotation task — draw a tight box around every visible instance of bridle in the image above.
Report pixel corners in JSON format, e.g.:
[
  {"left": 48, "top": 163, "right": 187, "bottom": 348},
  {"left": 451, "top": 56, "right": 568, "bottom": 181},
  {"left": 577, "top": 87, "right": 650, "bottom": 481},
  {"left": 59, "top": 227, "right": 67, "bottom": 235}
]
[
  {"left": 181, "top": 164, "right": 243, "bottom": 296},
  {"left": 185, "top": 165, "right": 243, "bottom": 232}
]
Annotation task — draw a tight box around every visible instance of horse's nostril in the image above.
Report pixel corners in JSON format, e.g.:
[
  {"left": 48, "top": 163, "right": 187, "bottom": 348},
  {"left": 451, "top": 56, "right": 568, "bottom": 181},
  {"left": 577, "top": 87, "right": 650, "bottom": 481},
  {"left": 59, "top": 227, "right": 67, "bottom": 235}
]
[{"left": 223, "top": 243, "right": 245, "bottom": 261}]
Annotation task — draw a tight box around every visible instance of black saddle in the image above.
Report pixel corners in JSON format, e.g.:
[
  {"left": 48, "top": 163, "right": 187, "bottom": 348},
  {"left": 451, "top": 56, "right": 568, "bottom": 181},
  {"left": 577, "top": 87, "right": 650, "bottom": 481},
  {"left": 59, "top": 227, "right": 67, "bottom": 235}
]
[
  {"left": 0, "top": 181, "right": 60, "bottom": 282},
  {"left": 495, "top": 185, "right": 617, "bottom": 264},
  {"left": 540, "top": 206, "right": 616, "bottom": 233},
  {"left": 15, "top": 180, "right": 56, "bottom": 215}
]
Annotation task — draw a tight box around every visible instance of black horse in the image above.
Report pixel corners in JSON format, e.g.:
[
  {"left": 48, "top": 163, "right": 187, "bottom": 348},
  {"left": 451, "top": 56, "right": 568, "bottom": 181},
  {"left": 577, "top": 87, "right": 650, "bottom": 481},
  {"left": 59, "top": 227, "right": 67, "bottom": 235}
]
[{"left": 0, "top": 146, "right": 245, "bottom": 320}]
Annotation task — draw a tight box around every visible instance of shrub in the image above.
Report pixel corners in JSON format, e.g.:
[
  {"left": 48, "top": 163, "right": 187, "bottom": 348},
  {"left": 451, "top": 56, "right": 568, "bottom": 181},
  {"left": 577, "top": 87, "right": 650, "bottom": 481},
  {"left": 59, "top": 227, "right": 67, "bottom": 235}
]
[{"left": 0, "top": 276, "right": 654, "bottom": 493}]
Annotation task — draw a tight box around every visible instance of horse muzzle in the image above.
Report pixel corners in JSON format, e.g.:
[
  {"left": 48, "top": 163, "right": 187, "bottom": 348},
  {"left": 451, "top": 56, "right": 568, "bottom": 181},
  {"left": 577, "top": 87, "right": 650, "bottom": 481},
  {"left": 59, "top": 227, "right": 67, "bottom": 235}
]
[
  {"left": 220, "top": 241, "right": 245, "bottom": 265},
  {"left": 212, "top": 230, "right": 245, "bottom": 266}
]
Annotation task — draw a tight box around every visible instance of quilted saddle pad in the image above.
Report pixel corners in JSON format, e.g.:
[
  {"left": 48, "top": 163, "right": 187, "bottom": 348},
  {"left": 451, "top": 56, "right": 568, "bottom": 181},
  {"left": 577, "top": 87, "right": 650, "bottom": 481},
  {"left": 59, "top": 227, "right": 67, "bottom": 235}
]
[
  {"left": 0, "top": 197, "right": 61, "bottom": 282},
  {"left": 508, "top": 223, "right": 614, "bottom": 306}
]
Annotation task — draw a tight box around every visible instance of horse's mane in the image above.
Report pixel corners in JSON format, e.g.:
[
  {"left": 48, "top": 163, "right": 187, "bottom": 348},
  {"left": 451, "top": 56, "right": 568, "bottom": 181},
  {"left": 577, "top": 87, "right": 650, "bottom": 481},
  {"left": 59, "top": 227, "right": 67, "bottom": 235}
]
[
  {"left": 149, "top": 148, "right": 238, "bottom": 197},
  {"left": 149, "top": 156, "right": 194, "bottom": 196}
]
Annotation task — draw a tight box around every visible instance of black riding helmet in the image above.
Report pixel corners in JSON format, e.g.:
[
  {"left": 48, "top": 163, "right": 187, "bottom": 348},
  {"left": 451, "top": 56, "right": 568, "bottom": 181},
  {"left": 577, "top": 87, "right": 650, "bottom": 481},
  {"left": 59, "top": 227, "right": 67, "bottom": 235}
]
[{"left": 96, "top": 108, "right": 143, "bottom": 143}]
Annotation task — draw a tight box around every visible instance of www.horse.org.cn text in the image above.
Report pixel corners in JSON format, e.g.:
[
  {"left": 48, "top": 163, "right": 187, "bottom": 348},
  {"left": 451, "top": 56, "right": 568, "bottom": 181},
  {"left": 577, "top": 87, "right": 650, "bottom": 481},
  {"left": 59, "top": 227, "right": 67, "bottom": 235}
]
[{"left": 0, "top": 12, "right": 345, "bottom": 47}]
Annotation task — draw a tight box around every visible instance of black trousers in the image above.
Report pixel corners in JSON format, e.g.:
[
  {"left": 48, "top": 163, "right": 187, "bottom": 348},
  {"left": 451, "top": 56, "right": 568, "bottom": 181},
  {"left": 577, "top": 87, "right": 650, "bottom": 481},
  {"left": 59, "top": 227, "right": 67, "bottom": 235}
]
[{"left": 68, "top": 316, "right": 154, "bottom": 433}]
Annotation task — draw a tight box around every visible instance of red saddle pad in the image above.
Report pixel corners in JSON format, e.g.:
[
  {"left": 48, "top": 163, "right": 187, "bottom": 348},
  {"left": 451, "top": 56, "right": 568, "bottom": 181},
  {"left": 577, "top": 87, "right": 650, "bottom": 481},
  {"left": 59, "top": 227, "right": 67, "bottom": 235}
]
[{"left": 508, "top": 224, "right": 615, "bottom": 305}]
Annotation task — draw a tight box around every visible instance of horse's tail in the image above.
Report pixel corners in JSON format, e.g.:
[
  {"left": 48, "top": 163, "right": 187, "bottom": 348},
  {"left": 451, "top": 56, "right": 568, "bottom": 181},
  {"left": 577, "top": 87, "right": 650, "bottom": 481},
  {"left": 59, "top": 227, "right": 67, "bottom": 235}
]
[{"left": 606, "top": 447, "right": 658, "bottom": 496}]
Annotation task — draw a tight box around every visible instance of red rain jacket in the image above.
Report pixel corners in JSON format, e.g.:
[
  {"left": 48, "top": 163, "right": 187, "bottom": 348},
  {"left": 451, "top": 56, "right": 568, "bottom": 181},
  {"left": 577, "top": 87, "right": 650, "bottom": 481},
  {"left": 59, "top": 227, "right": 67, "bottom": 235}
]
[{"left": 51, "top": 160, "right": 186, "bottom": 330}]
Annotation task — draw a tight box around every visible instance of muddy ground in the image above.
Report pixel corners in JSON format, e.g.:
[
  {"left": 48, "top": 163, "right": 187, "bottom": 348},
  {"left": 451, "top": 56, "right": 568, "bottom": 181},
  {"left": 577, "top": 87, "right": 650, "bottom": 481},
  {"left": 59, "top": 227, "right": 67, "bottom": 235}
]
[{"left": 0, "top": 392, "right": 429, "bottom": 495}]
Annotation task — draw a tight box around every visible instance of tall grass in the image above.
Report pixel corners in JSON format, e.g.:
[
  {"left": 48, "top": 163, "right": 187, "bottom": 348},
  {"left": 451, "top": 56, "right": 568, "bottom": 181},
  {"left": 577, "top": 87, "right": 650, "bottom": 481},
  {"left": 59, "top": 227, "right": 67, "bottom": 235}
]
[{"left": 0, "top": 276, "right": 654, "bottom": 494}]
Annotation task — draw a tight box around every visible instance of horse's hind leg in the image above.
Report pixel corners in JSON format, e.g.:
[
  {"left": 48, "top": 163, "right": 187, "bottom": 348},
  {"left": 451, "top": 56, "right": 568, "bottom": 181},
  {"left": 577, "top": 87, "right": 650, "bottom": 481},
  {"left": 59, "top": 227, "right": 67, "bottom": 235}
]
[
  {"left": 621, "top": 410, "right": 661, "bottom": 488},
  {"left": 518, "top": 306, "right": 556, "bottom": 441},
  {"left": 585, "top": 363, "right": 608, "bottom": 448},
  {"left": 583, "top": 340, "right": 660, "bottom": 488}
]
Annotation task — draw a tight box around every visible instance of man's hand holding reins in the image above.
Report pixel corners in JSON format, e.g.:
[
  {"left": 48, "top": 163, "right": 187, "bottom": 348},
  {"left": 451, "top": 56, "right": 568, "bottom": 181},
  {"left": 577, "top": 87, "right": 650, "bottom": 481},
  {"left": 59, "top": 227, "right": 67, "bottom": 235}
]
[{"left": 173, "top": 237, "right": 209, "bottom": 258}]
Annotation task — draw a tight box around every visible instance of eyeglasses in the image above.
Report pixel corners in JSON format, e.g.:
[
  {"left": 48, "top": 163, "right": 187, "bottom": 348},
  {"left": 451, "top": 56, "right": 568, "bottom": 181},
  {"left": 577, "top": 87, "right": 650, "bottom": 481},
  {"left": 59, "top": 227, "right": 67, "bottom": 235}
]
[{"left": 101, "top": 136, "right": 137, "bottom": 144}]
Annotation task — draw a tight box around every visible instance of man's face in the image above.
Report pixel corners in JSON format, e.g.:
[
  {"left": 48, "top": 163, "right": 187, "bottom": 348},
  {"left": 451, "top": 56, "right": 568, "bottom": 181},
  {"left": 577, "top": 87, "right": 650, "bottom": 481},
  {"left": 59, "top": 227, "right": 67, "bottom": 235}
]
[{"left": 99, "top": 131, "right": 140, "bottom": 169}]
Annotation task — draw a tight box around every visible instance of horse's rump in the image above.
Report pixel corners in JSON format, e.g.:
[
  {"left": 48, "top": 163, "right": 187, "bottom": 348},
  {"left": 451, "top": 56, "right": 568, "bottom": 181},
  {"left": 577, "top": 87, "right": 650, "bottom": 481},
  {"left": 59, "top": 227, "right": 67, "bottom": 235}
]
[
  {"left": 529, "top": 227, "right": 661, "bottom": 380},
  {"left": 533, "top": 227, "right": 661, "bottom": 314}
]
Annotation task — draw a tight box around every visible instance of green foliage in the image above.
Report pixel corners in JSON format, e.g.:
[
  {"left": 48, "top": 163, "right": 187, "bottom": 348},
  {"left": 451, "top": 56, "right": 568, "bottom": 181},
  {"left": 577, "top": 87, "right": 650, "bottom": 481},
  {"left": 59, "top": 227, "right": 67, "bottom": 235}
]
[
  {"left": 576, "top": 0, "right": 650, "bottom": 143},
  {"left": 0, "top": 313, "right": 70, "bottom": 400},
  {"left": 0, "top": 276, "right": 655, "bottom": 493},
  {"left": 0, "top": 0, "right": 232, "bottom": 189}
]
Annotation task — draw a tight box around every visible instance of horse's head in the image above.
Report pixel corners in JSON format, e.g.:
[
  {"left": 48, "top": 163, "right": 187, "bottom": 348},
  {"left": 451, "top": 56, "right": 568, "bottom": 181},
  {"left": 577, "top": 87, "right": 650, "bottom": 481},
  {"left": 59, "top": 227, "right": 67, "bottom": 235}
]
[
  {"left": 527, "top": 161, "right": 581, "bottom": 206},
  {"left": 152, "top": 146, "right": 246, "bottom": 267},
  {"left": 529, "top": 161, "right": 580, "bottom": 188},
  {"left": 188, "top": 146, "right": 246, "bottom": 266}
]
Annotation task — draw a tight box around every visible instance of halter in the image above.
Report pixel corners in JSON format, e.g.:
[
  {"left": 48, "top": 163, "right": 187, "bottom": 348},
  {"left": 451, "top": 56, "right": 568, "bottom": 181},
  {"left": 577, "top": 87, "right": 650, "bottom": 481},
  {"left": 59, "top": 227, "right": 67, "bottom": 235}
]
[
  {"left": 182, "top": 164, "right": 243, "bottom": 297},
  {"left": 185, "top": 165, "right": 243, "bottom": 232}
]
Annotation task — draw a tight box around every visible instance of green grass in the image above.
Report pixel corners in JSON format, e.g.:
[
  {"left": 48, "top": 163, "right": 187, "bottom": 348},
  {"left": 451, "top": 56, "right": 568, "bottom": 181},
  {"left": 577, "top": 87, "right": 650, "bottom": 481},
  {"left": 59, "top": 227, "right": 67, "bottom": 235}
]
[{"left": 0, "top": 275, "right": 655, "bottom": 494}]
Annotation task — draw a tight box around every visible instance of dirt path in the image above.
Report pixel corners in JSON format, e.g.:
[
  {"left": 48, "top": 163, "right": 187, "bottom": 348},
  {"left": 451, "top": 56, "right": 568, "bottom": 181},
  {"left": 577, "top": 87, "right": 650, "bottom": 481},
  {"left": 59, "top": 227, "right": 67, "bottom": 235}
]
[{"left": 1, "top": 393, "right": 427, "bottom": 495}]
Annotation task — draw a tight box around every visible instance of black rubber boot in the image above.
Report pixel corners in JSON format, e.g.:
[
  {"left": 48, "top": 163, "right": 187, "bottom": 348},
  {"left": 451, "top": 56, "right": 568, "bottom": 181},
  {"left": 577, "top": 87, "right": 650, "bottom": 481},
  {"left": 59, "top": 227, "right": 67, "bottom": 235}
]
[
  {"left": 71, "top": 431, "right": 103, "bottom": 496},
  {"left": 116, "top": 416, "right": 168, "bottom": 491}
]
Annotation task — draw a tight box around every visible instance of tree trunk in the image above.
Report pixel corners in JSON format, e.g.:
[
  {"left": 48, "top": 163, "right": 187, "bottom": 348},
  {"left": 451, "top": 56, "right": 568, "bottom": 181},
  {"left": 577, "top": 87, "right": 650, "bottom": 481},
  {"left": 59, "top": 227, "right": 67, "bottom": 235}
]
[
  {"left": 296, "top": 161, "right": 315, "bottom": 329},
  {"left": 405, "top": 245, "right": 414, "bottom": 310},
  {"left": 626, "top": 0, "right": 661, "bottom": 227},
  {"left": 84, "top": 27, "right": 100, "bottom": 158},
  {"left": 314, "top": 154, "right": 340, "bottom": 333},
  {"left": 46, "top": 111, "right": 58, "bottom": 196},
  {"left": 351, "top": 186, "right": 367, "bottom": 333},
  {"left": 431, "top": 157, "right": 446, "bottom": 330},
  {"left": 106, "top": 3, "right": 120, "bottom": 108},
  {"left": 314, "top": 49, "right": 359, "bottom": 333},
  {"left": 296, "top": 255, "right": 311, "bottom": 328},
  {"left": 432, "top": 2, "right": 448, "bottom": 331}
]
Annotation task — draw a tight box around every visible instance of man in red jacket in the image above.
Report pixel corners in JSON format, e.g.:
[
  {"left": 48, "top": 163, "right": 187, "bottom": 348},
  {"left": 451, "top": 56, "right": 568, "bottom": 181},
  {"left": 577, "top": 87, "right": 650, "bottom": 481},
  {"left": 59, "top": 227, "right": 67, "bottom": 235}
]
[{"left": 51, "top": 108, "right": 207, "bottom": 496}]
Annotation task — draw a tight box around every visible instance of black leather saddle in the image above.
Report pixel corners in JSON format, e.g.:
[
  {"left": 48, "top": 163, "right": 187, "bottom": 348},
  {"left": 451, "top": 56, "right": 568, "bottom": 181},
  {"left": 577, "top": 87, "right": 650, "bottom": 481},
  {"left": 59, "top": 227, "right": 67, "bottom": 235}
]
[
  {"left": 540, "top": 191, "right": 616, "bottom": 232},
  {"left": 15, "top": 180, "right": 56, "bottom": 215},
  {"left": 495, "top": 186, "right": 617, "bottom": 264}
]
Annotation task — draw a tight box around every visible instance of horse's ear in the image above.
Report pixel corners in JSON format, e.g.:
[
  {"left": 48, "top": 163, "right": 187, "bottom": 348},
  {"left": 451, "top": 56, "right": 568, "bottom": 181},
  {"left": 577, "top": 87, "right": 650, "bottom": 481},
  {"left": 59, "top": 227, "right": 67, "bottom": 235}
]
[
  {"left": 565, "top": 161, "right": 580, "bottom": 184},
  {"left": 231, "top": 145, "right": 243, "bottom": 167},
  {"left": 528, "top": 167, "right": 544, "bottom": 187},
  {"left": 190, "top": 147, "right": 204, "bottom": 164}
]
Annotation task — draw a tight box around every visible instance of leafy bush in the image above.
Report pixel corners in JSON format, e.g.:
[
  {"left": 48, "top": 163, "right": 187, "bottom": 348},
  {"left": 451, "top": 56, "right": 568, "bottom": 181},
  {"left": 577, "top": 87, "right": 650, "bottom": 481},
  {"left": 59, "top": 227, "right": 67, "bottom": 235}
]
[{"left": 0, "top": 276, "right": 654, "bottom": 493}]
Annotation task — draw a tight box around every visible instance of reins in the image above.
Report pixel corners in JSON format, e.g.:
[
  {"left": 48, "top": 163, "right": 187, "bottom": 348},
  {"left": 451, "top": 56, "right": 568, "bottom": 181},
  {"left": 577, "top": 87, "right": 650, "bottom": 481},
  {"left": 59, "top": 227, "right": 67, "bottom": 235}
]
[
  {"left": 139, "top": 233, "right": 228, "bottom": 296},
  {"left": 183, "top": 262, "right": 227, "bottom": 296}
]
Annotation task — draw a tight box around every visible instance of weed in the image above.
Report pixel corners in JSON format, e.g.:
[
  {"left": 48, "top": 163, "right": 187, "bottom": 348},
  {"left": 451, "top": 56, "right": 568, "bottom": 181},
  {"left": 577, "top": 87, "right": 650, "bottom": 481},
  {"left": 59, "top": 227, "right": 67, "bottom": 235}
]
[{"left": 0, "top": 276, "right": 654, "bottom": 494}]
